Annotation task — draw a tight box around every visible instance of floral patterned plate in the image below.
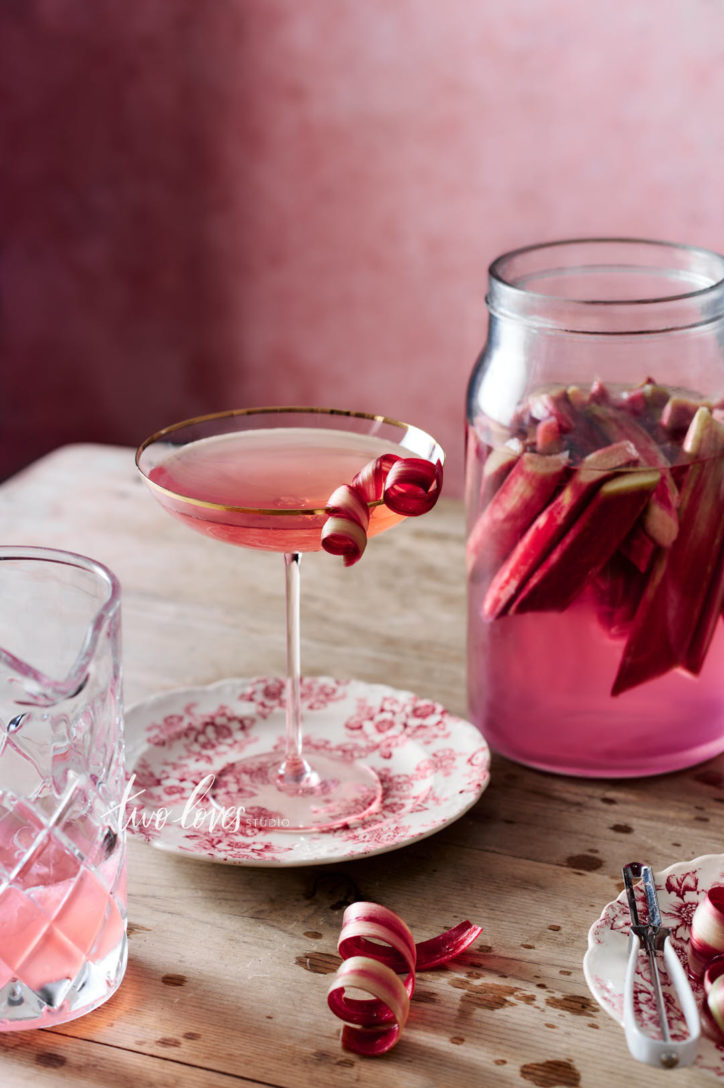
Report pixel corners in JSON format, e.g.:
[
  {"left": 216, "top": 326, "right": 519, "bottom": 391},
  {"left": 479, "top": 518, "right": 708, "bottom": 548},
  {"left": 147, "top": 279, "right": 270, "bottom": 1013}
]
[
  {"left": 583, "top": 853, "right": 724, "bottom": 1078},
  {"left": 124, "top": 676, "right": 491, "bottom": 867}
]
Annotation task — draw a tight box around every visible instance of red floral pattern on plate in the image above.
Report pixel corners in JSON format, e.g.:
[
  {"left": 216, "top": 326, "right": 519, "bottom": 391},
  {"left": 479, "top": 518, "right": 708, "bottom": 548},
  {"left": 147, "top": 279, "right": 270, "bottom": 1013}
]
[
  {"left": 584, "top": 854, "right": 724, "bottom": 1079},
  {"left": 124, "top": 677, "right": 491, "bottom": 868}
]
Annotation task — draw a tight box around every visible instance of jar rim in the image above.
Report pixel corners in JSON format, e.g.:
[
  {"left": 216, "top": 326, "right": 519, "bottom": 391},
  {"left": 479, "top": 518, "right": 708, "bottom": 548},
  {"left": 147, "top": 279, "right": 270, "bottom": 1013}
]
[{"left": 487, "top": 237, "right": 724, "bottom": 333}]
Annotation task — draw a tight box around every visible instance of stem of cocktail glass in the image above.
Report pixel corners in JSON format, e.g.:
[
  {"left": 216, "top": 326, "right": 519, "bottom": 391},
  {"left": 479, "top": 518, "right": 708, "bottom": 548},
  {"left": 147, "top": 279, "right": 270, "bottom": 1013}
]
[{"left": 277, "top": 552, "right": 319, "bottom": 789}]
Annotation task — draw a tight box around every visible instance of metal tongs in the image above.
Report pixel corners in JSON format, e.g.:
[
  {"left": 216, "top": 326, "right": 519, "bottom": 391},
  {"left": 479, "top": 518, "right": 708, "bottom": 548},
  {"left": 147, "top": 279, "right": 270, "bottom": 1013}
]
[{"left": 622, "top": 862, "right": 700, "bottom": 1069}]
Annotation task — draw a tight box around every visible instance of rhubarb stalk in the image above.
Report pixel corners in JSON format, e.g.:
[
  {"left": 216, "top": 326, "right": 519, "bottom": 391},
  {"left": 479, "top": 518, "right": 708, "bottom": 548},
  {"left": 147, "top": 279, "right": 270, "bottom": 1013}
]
[
  {"left": 586, "top": 403, "right": 680, "bottom": 547},
  {"left": 469, "top": 382, "right": 724, "bottom": 693},
  {"left": 612, "top": 408, "right": 724, "bottom": 695},
  {"left": 482, "top": 440, "right": 640, "bottom": 619},
  {"left": 467, "top": 451, "right": 570, "bottom": 586},
  {"left": 512, "top": 470, "right": 661, "bottom": 614}
]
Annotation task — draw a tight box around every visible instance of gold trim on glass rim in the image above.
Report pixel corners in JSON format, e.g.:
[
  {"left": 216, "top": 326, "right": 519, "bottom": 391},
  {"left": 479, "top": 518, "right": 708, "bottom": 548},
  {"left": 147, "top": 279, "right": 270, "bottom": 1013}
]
[{"left": 135, "top": 406, "right": 444, "bottom": 518}]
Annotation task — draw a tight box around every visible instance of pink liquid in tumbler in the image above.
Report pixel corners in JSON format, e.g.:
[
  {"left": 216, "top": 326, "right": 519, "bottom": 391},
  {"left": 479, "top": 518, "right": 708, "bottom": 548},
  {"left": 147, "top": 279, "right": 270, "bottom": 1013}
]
[{"left": 0, "top": 812, "right": 126, "bottom": 1027}]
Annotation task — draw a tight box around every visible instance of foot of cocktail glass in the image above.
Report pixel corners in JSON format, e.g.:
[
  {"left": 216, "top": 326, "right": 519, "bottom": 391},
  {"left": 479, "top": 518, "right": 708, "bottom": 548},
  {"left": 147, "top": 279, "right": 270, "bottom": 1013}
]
[
  {"left": 211, "top": 752, "right": 382, "bottom": 833},
  {"left": 210, "top": 552, "right": 382, "bottom": 832}
]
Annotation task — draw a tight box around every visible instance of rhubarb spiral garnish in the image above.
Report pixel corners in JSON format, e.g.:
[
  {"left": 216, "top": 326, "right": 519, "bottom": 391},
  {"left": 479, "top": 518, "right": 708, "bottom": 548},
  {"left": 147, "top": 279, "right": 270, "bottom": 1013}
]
[
  {"left": 327, "top": 901, "right": 482, "bottom": 1054},
  {"left": 383, "top": 457, "right": 443, "bottom": 516},
  {"left": 352, "top": 453, "right": 401, "bottom": 503},
  {"left": 320, "top": 484, "right": 371, "bottom": 565},
  {"left": 322, "top": 455, "right": 443, "bottom": 566}
]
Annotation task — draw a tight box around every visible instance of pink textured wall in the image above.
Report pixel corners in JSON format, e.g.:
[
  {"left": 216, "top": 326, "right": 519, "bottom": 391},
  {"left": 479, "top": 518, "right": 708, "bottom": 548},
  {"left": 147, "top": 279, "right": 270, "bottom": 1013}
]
[{"left": 2, "top": 1, "right": 724, "bottom": 495}]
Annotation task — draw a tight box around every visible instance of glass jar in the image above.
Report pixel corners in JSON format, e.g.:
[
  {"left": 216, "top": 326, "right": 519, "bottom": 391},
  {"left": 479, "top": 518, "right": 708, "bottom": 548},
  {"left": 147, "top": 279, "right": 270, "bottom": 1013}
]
[{"left": 465, "top": 238, "right": 724, "bottom": 777}]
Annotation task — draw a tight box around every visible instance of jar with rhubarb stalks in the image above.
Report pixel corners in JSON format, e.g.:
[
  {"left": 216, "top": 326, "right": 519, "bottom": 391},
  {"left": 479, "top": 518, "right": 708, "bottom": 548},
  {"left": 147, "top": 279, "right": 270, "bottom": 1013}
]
[{"left": 465, "top": 238, "right": 724, "bottom": 776}]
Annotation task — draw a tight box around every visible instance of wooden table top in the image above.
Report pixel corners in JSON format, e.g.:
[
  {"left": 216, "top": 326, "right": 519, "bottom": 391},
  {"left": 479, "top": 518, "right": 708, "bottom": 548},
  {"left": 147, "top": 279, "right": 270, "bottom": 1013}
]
[{"left": 0, "top": 443, "right": 721, "bottom": 1087}]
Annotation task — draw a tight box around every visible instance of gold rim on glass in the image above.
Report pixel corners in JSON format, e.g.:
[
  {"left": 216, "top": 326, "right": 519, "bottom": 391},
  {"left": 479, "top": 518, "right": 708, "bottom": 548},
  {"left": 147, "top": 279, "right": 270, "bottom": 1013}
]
[{"left": 135, "top": 406, "right": 444, "bottom": 517}]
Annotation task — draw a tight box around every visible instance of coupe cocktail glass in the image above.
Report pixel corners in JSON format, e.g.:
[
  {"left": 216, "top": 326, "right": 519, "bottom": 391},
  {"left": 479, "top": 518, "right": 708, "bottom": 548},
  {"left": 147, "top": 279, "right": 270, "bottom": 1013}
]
[{"left": 136, "top": 407, "right": 444, "bottom": 831}]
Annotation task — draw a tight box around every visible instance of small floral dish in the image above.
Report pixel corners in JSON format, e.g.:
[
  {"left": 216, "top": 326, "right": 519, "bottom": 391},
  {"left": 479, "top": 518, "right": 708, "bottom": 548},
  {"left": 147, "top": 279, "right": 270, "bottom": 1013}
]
[
  {"left": 584, "top": 853, "right": 724, "bottom": 1078},
  {"left": 124, "top": 676, "right": 490, "bottom": 867}
]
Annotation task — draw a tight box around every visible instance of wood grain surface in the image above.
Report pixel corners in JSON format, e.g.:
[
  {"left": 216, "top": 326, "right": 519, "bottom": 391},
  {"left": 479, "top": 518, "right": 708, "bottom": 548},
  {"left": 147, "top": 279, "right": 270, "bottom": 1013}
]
[{"left": 0, "top": 444, "right": 721, "bottom": 1087}]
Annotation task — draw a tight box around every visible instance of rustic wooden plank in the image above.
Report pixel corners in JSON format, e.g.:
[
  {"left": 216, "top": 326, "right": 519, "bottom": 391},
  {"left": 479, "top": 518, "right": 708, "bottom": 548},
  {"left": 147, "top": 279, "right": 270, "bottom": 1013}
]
[{"left": 0, "top": 1027, "right": 259, "bottom": 1087}]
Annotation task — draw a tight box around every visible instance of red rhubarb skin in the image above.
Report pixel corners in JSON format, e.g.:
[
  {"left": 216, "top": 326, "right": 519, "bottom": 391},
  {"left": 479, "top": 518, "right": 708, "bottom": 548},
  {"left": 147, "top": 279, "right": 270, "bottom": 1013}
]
[{"left": 466, "top": 420, "right": 724, "bottom": 777}]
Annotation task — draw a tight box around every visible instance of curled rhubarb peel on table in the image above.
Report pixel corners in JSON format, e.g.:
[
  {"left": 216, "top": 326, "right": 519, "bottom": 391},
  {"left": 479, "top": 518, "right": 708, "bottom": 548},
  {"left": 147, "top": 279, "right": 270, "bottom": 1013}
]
[
  {"left": 326, "top": 901, "right": 482, "bottom": 1055},
  {"left": 321, "top": 455, "right": 443, "bottom": 566},
  {"left": 467, "top": 378, "right": 724, "bottom": 694}
]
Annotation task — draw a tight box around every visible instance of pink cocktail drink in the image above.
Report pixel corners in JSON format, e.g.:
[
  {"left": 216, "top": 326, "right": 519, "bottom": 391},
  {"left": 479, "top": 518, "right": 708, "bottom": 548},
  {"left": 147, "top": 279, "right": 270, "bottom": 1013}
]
[
  {"left": 148, "top": 427, "right": 407, "bottom": 551},
  {"left": 466, "top": 380, "right": 724, "bottom": 776},
  {"left": 0, "top": 801, "right": 126, "bottom": 1030}
]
